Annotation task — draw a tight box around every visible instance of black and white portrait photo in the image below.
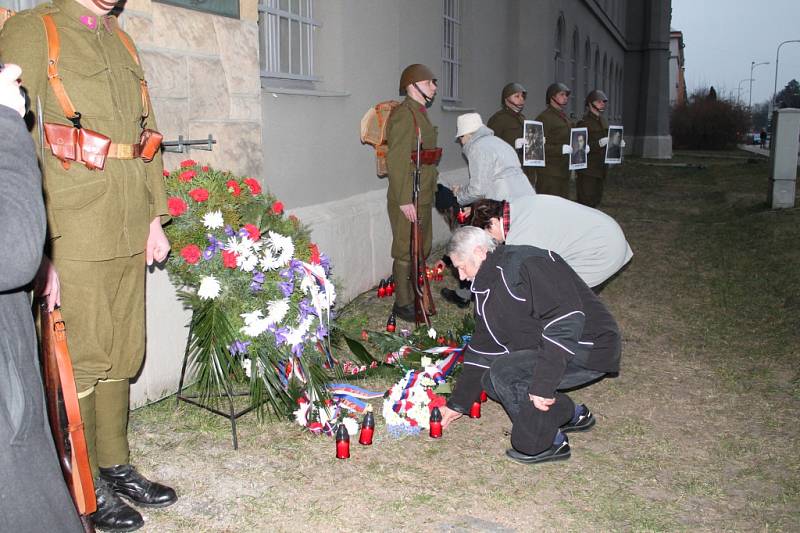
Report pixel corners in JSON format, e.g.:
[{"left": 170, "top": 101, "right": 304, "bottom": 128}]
[
  {"left": 569, "top": 127, "right": 588, "bottom": 170},
  {"left": 522, "top": 120, "right": 545, "bottom": 167},
  {"left": 605, "top": 126, "right": 624, "bottom": 164}
]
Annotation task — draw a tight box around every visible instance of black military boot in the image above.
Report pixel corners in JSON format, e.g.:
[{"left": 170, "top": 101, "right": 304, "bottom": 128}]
[
  {"left": 100, "top": 464, "right": 178, "bottom": 508},
  {"left": 92, "top": 477, "right": 144, "bottom": 532}
]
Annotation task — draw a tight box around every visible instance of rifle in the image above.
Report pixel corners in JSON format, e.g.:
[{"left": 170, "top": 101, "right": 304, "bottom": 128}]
[
  {"left": 39, "top": 303, "right": 97, "bottom": 532},
  {"left": 411, "top": 128, "right": 436, "bottom": 326}
]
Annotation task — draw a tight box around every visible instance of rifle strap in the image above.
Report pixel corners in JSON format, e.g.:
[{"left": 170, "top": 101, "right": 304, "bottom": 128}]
[{"left": 49, "top": 309, "right": 97, "bottom": 515}]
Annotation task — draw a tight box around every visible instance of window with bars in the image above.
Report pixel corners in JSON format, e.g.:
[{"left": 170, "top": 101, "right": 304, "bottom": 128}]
[
  {"left": 570, "top": 28, "right": 579, "bottom": 115},
  {"left": 442, "top": 0, "right": 462, "bottom": 102},
  {"left": 258, "top": 0, "right": 320, "bottom": 81},
  {"left": 554, "top": 15, "right": 565, "bottom": 82}
]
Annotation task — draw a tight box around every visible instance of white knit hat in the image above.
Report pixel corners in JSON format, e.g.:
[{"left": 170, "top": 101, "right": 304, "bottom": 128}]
[{"left": 455, "top": 112, "right": 483, "bottom": 138}]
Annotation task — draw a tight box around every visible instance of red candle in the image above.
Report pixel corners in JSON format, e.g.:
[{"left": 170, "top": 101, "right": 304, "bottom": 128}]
[
  {"left": 469, "top": 401, "right": 481, "bottom": 419},
  {"left": 386, "top": 312, "right": 396, "bottom": 333},
  {"left": 479, "top": 390, "right": 488, "bottom": 403},
  {"left": 377, "top": 279, "right": 386, "bottom": 298},
  {"left": 429, "top": 406, "right": 443, "bottom": 438},
  {"left": 335, "top": 423, "right": 350, "bottom": 459},
  {"left": 358, "top": 407, "right": 375, "bottom": 445}
]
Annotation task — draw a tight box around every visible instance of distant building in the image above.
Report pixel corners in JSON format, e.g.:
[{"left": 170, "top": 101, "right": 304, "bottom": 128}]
[{"left": 669, "top": 29, "right": 687, "bottom": 106}]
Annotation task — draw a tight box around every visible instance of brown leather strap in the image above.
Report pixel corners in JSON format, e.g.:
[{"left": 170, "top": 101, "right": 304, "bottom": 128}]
[
  {"left": 48, "top": 309, "right": 97, "bottom": 515},
  {"left": 114, "top": 27, "right": 150, "bottom": 119},
  {"left": 41, "top": 15, "right": 80, "bottom": 121},
  {"left": 45, "top": 141, "right": 140, "bottom": 160}
]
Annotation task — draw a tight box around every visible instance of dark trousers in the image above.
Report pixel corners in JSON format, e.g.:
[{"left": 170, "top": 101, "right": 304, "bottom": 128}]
[
  {"left": 576, "top": 174, "right": 604, "bottom": 207},
  {"left": 481, "top": 350, "right": 576, "bottom": 456}
]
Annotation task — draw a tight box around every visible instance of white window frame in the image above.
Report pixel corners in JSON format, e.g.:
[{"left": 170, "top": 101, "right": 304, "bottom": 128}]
[
  {"left": 259, "top": 0, "right": 320, "bottom": 81},
  {"left": 442, "top": 0, "right": 462, "bottom": 102}
]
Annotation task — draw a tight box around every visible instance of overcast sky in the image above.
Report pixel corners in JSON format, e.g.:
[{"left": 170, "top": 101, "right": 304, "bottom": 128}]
[{"left": 671, "top": 0, "right": 800, "bottom": 106}]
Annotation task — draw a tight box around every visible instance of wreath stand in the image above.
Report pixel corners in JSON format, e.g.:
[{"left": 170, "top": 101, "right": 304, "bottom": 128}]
[{"left": 175, "top": 324, "right": 256, "bottom": 450}]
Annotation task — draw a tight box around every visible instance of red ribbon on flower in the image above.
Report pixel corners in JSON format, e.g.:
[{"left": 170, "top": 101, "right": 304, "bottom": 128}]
[
  {"left": 167, "top": 197, "right": 187, "bottom": 217},
  {"left": 179, "top": 169, "right": 196, "bottom": 183},
  {"left": 180, "top": 159, "right": 197, "bottom": 168},
  {"left": 272, "top": 200, "right": 284, "bottom": 215},
  {"left": 243, "top": 178, "right": 262, "bottom": 195},
  {"left": 180, "top": 244, "right": 201, "bottom": 264},
  {"left": 226, "top": 180, "right": 241, "bottom": 197},
  {"left": 188, "top": 188, "right": 209, "bottom": 203},
  {"left": 222, "top": 250, "right": 238, "bottom": 269},
  {"left": 243, "top": 224, "right": 261, "bottom": 241},
  {"left": 309, "top": 243, "right": 320, "bottom": 264}
]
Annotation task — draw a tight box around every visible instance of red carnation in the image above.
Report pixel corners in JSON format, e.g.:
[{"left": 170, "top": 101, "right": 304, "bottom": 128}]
[
  {"left": 180, "top": 244, "right": 201, "bottom": 264},
  {"left": 179, "top": 170, "right": 196, "bottom": 182},
  {"left": 188, "top": 188, "right": 209, "bottom": 202},
  {"left": 167, "top": 196, "right": 188, "bottom": 217},
  {"left": 271, "top": 201, "right": 284, "bottom": 215},
  {"left": 309, "top": 243, "right": 320, "bottom": 265},
  {"left": 180, "top": 159, "right": 197, "bottom": 168},
  {"left": 243, "top": 178, "right": 262, "bottom": 195},
  {"left": 202, "top": 165, "right": 210, "bottom": 172},
  {"left": 222, "top": 250, "right": 238, "bottom": 269},
  {"left": 226, "top": 180, "right": 241, "bottom": 197},
  {"left": 162, "top": 170, "right": 170, "bottom": 177},
  {"left": 243, "top": 224, "right": 261, "bottom": 241}
]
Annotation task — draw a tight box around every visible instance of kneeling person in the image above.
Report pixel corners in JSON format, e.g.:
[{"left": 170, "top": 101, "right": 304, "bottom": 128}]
[{"left": 440, "top": 227, "right": 621, "bottom": 464}]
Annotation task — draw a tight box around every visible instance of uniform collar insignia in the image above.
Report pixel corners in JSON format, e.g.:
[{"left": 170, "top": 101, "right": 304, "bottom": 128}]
[{"left": 79, "top": 14, "right": 97, "bottom": 30}]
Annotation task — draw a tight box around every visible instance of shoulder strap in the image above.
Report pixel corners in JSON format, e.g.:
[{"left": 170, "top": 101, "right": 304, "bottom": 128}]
[
  {"left": 114, "top": 27, "right": 150, "bottom": 119},
  {"left": 41, "top": 14, "right": 81, "bottom": 123}
]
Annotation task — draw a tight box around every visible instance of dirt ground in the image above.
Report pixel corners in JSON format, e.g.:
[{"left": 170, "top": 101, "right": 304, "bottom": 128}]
[{"left": 130, "top": 150, "right": 799, "bottom": 532}]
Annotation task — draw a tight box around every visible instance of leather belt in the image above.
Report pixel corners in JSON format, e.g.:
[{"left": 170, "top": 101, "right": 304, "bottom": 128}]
[{"left": 45, "top": 142, "right": 141, "bottom": 160}]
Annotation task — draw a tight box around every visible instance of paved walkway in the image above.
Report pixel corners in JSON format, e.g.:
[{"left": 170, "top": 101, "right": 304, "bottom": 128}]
[{"left": 738, "top": 144, "right": 770, "bottom": 157}]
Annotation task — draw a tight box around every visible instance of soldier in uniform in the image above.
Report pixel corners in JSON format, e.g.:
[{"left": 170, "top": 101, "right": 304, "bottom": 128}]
[
  {"left": 534, "top": 83, "right": 574, "bottom": 198},
  {"left": 576, "top": 90, "right": 609, "bottom": 207},
  {"left": 486, "top": 82, "right": 537, "bottom": 188},
  {"left": 0, "top": 0, "right": 176, "bottom": 530},
  {"left": 385, "top": 64, "right": 440, "bottom": 322}
]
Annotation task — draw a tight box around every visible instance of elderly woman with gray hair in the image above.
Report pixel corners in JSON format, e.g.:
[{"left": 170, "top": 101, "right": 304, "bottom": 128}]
[{"left": 452, "top": 112, "right": 535, "bottom": 205}]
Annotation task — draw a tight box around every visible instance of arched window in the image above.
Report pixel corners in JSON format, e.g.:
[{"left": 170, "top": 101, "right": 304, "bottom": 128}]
[
  {"left": 554, "top": 14, "right": 565, "bottom": 82},
  {"left": 583, "top": 38, "right": 591, "bottom": 102},
  {"left": 594, "top": 48, "right": 600, "bottom": 87},
  {"left": 570, "top": 28, "right": 579, "bottom": 114},
  {"left": 602, "top": 53, "right": 608, "bottom": 92},
  {"left": 608, "top": 59, "right": 615, "bottom": 118},
  {"left": 617, "top": 66, "right": 623, "bottom": 121}
]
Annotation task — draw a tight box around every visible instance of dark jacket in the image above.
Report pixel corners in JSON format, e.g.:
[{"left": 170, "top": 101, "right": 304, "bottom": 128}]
[
  {"left": 0, "top": 105, "right": 83, "bottom": 531},
  {"left": 534, "top": 105, "right": 573, "bottom": 179},
  {"left": 577, "top": 110, "right": 609, "bottom": 178},
  {"left": 448, "top": 245, "right": 621, "bottom": 413}
]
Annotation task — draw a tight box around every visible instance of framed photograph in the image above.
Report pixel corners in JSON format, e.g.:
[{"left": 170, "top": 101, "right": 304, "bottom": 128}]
[
  {"left": 569, "top": 127, "right": 588, "bottom": 171},
  {"left": 605, "top": 126, "right": 624, "bottom": 164},
  {"left": 522, "top": 120, "right": 545, "bottom": 167}
]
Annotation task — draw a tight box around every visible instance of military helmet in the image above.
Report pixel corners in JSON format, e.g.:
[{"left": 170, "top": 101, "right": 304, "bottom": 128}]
[
  {"left": 545, "top": 82, "right": 571, "bottom": 103},
  {"left": 501, "top": 82, "right": 527, "bottom": 101},
  {"left": 399, "top": 64, "right": 436, "bottom": 94},
  {"left": 586, "top": 89, "right": 609, "bottom": 106}
]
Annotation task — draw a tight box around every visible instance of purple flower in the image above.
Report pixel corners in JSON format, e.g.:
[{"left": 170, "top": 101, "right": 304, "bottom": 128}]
[
  {"left": 291, "top": 342, "right": 304, "bottom": 358},
  {"left": 238, "top": 227, "right": 250, "bottom": 239},
  {"left": 249, "top": 281, "right": 263, "bottom": 293},
  {"left": 316, "top": 325, "right": 328, "bottom": 339},
  {"left": 203, "top": 245, "right": 216, "bottom": 260},
  {"left": 279, "top": 268, "right": 294, "bottom": 282},
  {"left": 203, "top": 234, "right": 223, "bottom": 260},
  {"left": 298, "top": 299, "right": 316, "bottom": 320},
  {"left": 290, "top": 259, "right": 304, "bottom": 274},
  {"left": 224, "top": 225, "right": 236, "bottom": 237},
  {"left": 228, "top": 340, "right": 251, "bottom": 356},
  {"left": 269, "top": 325, "right": 289, "bottom": 345},
  {"left": 279, "top": 281, "right": 294, "bottom": 297},
  {"left": 252, "top": 271, "right": 265, "bottom": 284},
  {"left": 319, "top": 253, "right": 331, "bottom": 274}
]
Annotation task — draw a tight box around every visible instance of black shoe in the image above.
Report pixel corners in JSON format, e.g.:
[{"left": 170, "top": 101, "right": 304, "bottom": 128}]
[
  {"left": 560, "top": 404, "right": 596, "bottom": 433},
  {"left": 392, "top": 303, "right": 416, "bottom": 322},
  {"left": 505, "top": 436, "right": 571, "bottom": 465},
  {"left": 100, "top": 464, "right": 178, "bottom": 508},
  {"left": 440, "top": 288, "right": 471, "bottom": 308},
  {"left": 91, "top": 478, "right": 144, "bottom": 532}
]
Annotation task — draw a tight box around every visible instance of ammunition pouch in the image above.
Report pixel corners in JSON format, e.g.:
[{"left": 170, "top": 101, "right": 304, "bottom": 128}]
[
  {"left": 139, "top": 128, "right": 163, "bottom": 162},
  {"left": 44, "top": 122, "right": 111, "bottom": 170},
  {"left": 410, "top": 147, "right": 443, "bottom": 166}
]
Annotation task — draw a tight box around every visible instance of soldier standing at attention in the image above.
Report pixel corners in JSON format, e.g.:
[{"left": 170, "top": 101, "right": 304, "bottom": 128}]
[
  {"left": 487, "top": 82, "right": 537, "bottom": 189},
  {"left": 534, "top": 83, "right": 574, "bottom": 198},
  {"left": 0, "top": 0, "right": 176, "bottom": 530},
  {"left": 385, "top": 64, "right": 440, "bottom": 322},
  {"left": 577, "top": 90, "right": 609, "bottom": 207}
]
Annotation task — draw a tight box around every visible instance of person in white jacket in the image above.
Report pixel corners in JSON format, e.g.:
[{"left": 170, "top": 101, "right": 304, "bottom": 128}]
[
  {"left": 452, "top": 113, "right": 535, "bottom": 205},
  {"left": 470, "top": 195, "right": 633, "bottom": 289}
]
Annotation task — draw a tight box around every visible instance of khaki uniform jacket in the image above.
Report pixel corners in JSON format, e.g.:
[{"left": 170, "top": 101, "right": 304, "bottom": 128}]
[
  {"left": 577, "top": 111, "right": 609, "bottom": 179},
  {"left": 0, "top": 0, "right": 169, "bottom": 261},
  {"left": 487, "top": 106, "right": 536, "bottom": 184},
  {"left": 385, "top": 96, "right": 438, "bottom": 207},
  {"left": 535, "top": 105, "right": 573, "bottom": 179}
]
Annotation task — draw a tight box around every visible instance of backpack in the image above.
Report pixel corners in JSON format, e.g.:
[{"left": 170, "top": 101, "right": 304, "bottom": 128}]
[{"left": 360, "top": 100, "right": 399, "bottom": 177}]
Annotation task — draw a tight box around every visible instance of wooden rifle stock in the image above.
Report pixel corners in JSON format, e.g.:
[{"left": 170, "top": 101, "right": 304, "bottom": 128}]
[
  {"left": 411, "top": 130, "right": 436, "bottom": 326},
  {"left": 39, "top": 303, "right": 97, "bottom": 532}
]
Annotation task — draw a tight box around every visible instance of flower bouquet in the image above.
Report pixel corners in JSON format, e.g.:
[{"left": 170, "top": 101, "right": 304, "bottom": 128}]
[
  {"left": 382, "top": 355, "right": 448, "bottom": 437},
  {"left": 163, "top": 161, "right": 335, "bottom": 417}
]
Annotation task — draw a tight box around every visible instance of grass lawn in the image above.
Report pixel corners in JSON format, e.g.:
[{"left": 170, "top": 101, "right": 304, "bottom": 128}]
[{"left": 131, "top": 149, "right": 799, "bottom": 532}]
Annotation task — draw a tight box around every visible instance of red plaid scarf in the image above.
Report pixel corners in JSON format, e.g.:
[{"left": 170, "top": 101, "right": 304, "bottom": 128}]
[{"left": 502, "top": 201, "right": 511, "bottom": 240}]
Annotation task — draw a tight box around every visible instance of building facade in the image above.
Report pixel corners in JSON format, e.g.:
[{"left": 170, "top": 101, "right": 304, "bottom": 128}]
[
  {"left": 3, "top": 0, "right": 671, "bottom": 406},
  {"left": 669, "top": 29, "right": 687, "bottom": 106}
]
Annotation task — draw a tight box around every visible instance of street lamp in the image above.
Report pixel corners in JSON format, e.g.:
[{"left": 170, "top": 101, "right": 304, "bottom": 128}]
[
  {"left": 737, "top": 78, "right": 754, "bottom": 105},
  {"left": 749, "top": 60, "right": 770, "bottom": 110},
  {"left": 771, "top": 40, "right": 800, "bottom": 115}
]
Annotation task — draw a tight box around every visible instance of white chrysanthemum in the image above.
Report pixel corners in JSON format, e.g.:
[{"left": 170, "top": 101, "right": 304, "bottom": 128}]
[
  {"left": 293, "top": 401, "right": 311, "bottom": 426},
  {"left": 239, "top": 253, "right": 259, "bottom": 272},
  {"left": 265, "top": 231, "right": 295, "bottom": 267},
  {"left": 264, "top": 299, "right": 290, "bottom": 326},
  {"left": 284, "top": 316, "right": 313, "bottom": 348},
  {"left": 427, "top": 328, "right": 437, "bottom": 339},
  {"left": 197, "top": 275, "right": 221, "bottom": 300},
  {"left": 420, "top": 355, "right": 432, "bottom": 368},
  {"left": 202, "top": 210, "right": 224, "bottom": 230},
  {"left": 259, "top": 249, "right": 282, "bottom": 271},
  {"left": 240, "top": 310, "right": 269, "bottom": 337}
]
